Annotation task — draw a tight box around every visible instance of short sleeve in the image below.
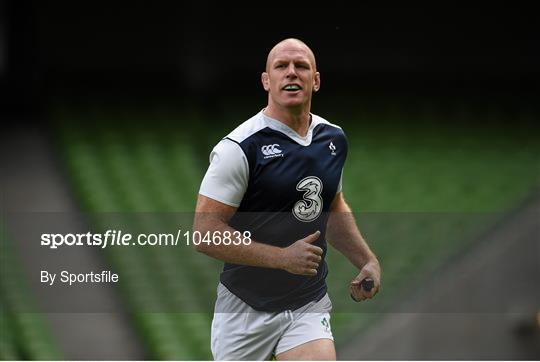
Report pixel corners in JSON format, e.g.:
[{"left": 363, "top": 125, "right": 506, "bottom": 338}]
[
  {"left": 198, "top": 139, "right": 249, "bottom": 207},
  {"left": 336, "top": 169, "right": 343, "bottom": 194}
]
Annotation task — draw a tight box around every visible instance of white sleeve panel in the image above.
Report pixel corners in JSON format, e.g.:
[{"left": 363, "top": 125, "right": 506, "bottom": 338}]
[
  {"left": 199, "top": 139, "right": 249, "bottom": 207},
  {"left": 337, "top": 169, "right": 343, "bottom": 194}
]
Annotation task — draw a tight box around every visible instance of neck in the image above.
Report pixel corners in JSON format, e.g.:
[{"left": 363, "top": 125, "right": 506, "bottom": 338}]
[{"left": 264, "top": 103, "right": 312, "bottom": 137}]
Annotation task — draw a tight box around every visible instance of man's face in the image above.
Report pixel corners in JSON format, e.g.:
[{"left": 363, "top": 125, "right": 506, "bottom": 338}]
[{"left": 262, "top": 41, "right": 320, "bottom": 109}]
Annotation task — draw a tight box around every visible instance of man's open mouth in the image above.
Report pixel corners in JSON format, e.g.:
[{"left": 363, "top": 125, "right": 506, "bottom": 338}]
[{"left": 283, "top": 84, "right": 302, "bottom": 91}]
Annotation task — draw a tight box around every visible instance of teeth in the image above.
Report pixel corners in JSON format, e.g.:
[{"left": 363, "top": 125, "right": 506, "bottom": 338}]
[{"left": 284, "top": 85, "right": 300, "bottom": 90}]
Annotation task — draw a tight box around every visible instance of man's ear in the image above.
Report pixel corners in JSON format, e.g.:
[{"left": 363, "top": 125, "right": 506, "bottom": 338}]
[
  {"left": 313, "top": 72, "right": 321, "bottom": 92},
  {"left": 261, "top": 72, "right": 270, "bottom": 91}
]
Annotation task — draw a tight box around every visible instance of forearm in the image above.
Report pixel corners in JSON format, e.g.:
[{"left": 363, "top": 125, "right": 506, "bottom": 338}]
[
  {"left": 193, "top": 195, "right": 324, "bottom": 276},
  {"left": 193, "top": 216, "right": 284, "bottom": 270},
  {"left": 327, "top": 207, "right": 378, "bottom": 270}
]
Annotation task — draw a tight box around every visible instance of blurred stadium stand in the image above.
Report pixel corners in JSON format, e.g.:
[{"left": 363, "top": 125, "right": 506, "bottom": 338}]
[
  {"left": 339, "top": 192, "right": 540, "bottom": 360},
  {"left": 1, "top": 224, "right": 61, "bottom": 360},
  {"left": 2, "top": 2, "right": 539, "bottom": 118},
  {"left": 0, "top": 125, "right": 146, "bottom": 359}
]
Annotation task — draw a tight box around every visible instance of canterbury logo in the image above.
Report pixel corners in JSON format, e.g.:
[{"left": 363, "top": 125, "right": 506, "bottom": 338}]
[{"left": 261, "top": 144, "right": 283, "bottom": 158}]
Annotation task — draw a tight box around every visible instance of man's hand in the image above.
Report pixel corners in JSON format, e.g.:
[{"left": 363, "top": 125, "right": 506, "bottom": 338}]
[
  {"left": 350, "top": 259, "right": 381, "bottom": 302},
  {"left": 280, "top": 231, "right": 323, "bottom": 276}
]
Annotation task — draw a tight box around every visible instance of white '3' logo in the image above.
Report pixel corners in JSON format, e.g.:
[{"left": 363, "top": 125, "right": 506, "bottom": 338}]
[{"left": 293, "top": 176, "right": 323, "bottom": 222}]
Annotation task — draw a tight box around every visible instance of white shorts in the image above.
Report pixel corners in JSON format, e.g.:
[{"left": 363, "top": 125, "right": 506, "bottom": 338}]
[{"left": 211, "top": 283, "right": 334, "bottom": 361}]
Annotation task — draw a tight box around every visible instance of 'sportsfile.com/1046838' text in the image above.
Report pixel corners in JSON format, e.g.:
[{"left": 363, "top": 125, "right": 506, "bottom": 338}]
[{"left": 40, "top": 229, "right": 252, "bottom": 249}]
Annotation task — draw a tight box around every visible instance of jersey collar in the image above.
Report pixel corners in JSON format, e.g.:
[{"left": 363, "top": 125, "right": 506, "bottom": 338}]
[{"left": 260, "top": 110, "right": 317, "bottom": 146}]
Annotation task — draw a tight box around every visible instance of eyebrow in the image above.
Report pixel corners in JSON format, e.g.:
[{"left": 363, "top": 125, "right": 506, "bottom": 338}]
[{"left": 273, "top": 58, "right": 311, "bottom": 66}]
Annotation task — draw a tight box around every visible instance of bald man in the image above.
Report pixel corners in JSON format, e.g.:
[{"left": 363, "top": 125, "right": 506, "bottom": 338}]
[{"left": 194, "top": 38, "right": 380, "bottom": 360}]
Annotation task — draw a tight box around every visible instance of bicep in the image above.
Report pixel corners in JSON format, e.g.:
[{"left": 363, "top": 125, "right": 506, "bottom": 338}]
[
  {"left": 330, "top": 192, "right": 352, "bottom": 213},
  {"left": 195, "top": 194, "right": 237, "bottom": 224}
]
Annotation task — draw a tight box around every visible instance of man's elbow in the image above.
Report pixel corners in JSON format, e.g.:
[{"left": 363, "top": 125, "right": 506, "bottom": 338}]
[
  {"left": 192, "top": 216, "right": 228, "bottom": 255},
  {"left": 191, "top": 225, "right": 216, "bottom": 255},
  {"left": 194, "top": 241, "right": 210, "bottom": 254},
  {"left": 192, "top": 226, "right": 209, "bottom": 254},
  {"left": 191, "top": 220, "right": 207, "bottom": 253}
]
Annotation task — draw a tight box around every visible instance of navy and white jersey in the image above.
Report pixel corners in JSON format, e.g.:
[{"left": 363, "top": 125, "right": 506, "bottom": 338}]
[{"left": 199, "top": 110, "right": 348, "bottom": 312}]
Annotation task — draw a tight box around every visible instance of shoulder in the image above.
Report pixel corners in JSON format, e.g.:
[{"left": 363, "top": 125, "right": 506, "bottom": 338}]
[
  {"left": 225, "top": 111, "right": 268, "bottom": 144},
  {"left": 312, "top": 113, "right": 344, "bottom": 130},
  {"left": 311, "top": 113, "right": 347, "bottom": 138},
  {"left": 210, "top": 138, "right": 245, "bottom": 160}
]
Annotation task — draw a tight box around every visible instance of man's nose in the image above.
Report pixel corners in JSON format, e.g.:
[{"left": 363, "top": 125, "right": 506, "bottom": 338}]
[{"left": 286, "top": 64, "right": 297, "bottom": 77}]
